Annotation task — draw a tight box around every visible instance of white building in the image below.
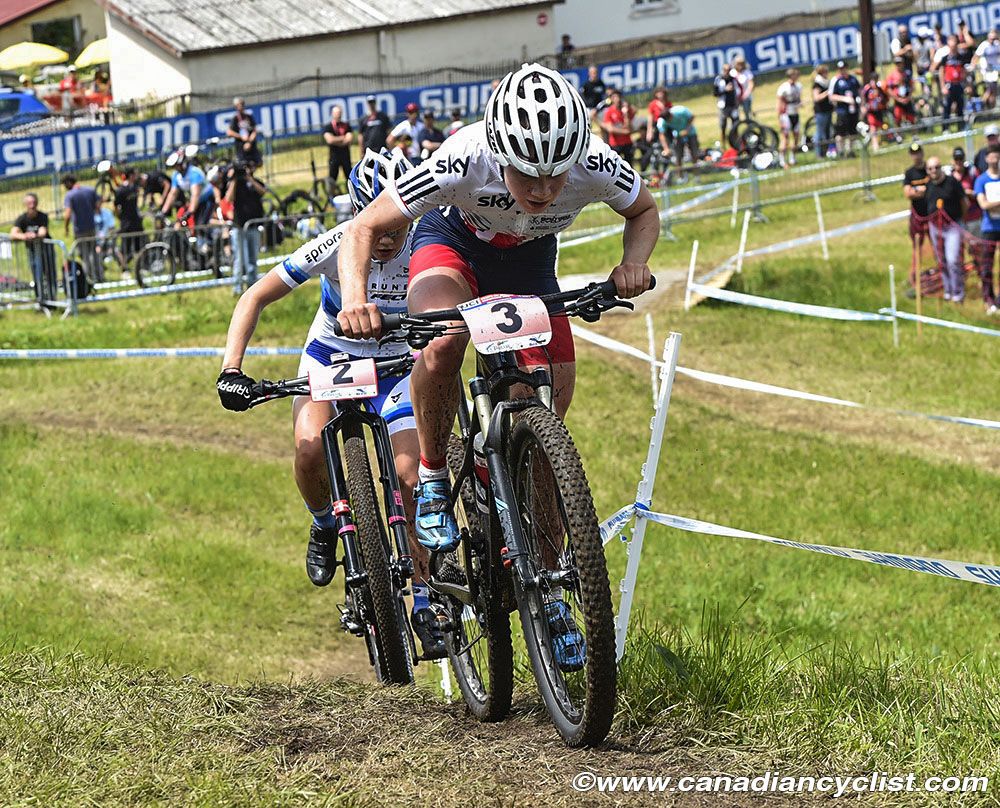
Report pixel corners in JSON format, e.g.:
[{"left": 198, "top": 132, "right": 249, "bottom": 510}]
[
  {"left": 553, "top": 0, "right": 855, "bottom": 50},
  {"left": 98, "top": 0, "right": 561, "bottom": 104}
]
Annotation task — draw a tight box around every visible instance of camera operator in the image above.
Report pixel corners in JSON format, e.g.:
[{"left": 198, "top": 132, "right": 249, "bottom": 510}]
[{"left": 225, "top": 160, "right": 266, "bottom": 295}]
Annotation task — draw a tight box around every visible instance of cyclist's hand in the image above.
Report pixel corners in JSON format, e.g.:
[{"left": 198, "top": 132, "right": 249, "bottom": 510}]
[
  {"left": 609, "top": 263, "right": 652, "bottom": 299},
  {"left": 216, "top": 369, "right": 256, "bottom": 411},
  {"left": 337, "top": 302, "right": 382, "bottom": 340}
]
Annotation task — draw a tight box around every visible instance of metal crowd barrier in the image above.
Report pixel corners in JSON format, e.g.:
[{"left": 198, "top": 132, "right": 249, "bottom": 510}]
[{"left": 1, "top": 234, "right": 73, "bottom": 316}]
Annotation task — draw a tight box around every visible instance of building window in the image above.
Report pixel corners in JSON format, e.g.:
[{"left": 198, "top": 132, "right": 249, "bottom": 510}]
[
  {"left": 31, "top": 17, "right": 82, "bottom": 58},
  {"left": 631, "top": 0, "right": 679, "bottom": 14}
]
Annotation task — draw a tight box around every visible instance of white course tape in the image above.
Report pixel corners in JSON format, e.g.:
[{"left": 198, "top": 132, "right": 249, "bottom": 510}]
[
  {"left": 599, "top": 502, "right": 637, "bottom": 544},
  {"left": 571, "top": 325, "right": 1000, "bottom": 431},
  {"left": 879, "top": 308, "right": 1000, "bottom": 338},
  {"left": 0, "top": 346, "right": 301, "bottom": 360},
  {"left": 81, "top": 277, "right": 233, "bottom": 303},
  {"left": 634, "top": 504, "right": 1000, "bottom": 589},
  {"left": 689, "top": 283, "right": 895, "bottom": 322}
]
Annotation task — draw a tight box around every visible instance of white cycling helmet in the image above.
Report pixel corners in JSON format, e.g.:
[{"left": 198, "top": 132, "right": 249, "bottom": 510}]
[
  {"left": 484, "top": 62, "right": 590, "bottom": 177},
  {"left": 348, "top": 148, "right": 414, "bottom": 214}
]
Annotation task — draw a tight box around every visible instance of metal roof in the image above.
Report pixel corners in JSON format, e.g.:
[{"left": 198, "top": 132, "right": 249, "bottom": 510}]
[
  {"left": 100, "top": 0, "right": 554, "bottom": 57},
  {"left": 0, "top": 0, "right": 62, "bottom": 28}
]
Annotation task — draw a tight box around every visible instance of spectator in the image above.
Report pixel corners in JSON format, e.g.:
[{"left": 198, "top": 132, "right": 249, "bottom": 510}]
[
  {"left": 957, "top": 20, "right": 977, "bottom": 63},
  {"left": 830, "top": 60, "right": 860, "bottom": 157},
  {"left": 360, "top": 95, "right": 391, "bottom": 152},
  {"left": 93, "top": 70, "right": 111, "bottom": 95},
  {"left": 62, "top": 174, "right": 101, "bottom": 281},
  {"left": 733, "top": 57, "right": 754, "bottom": 120},
  {"left": 776, "top": 68, "right": 803, "bottom": 167},
  {"left": 114, "top": 167, "right": 146, "bottom": 267},
  {"left": 974, "top": 143, "right": 1000, "bottom": 313},
  {"left": 10, "top": 192, "right": 54, "bottom": 306},
  {"left": 602, "top": 89, "right": 634, "bottom": 164},
  {"left": 444, "top": 108, "right": 465, "bottom": 137},
  {"left": 975, "top": 30, "right": 1000, "bottom": 109},
  {"left": 885, "top": 57, "right": 916, "bottom": 128},
  {"left": 557, "top": 34, "right": 576, "bottom": 69},
  {"left": 975, "top": 124, "right": 1000, "bottom": 174},
  {"left": 861, "top": 71, "right": 888, "bottom": 151},
  {"left": 903, "top": 142, "right": 930, "bottom": 257},
  {"left": 419, "top": 112, "right": 445, "bottom": 159},
  {"left": 225, "top": 161, "right": 266, "bottom": 295},
  {"left": 58, "top": 65, "right": 78, "bottom": 113},
  {"left": 581, "top": 65, "right": 606, "bottom": 120},
  {"left": 658, "top": 104, "right": 698, "bottom": 175},
  {"left": 951, "top": 147, "right": 980, "bottom": 230},
  {"left": 924, "top": 155, "right": 968, "bottom": 302},
  {"left": 322, "top": 105, "right": 354, "bottom": 197},
  {"left": 640, "top": 87, "right": 669, "bottom": 171},
  {"left": 387, "top": 102, "right": 424, "bottom": 161},
  {"left": 227, "top": 98, "right": 262, "bottom": 168},
  {"left": 18, "top": 74, "right": 35, "bottom": 95},
  {"left": 714, "top": 64, "right": 740, "bottom": 144},
  {"left": 890, "top": 24, "right": 915, "bottom": 77},
  {"left": 812, "top": 64, "right": 834, "bottom": 158},
  {"left": 933, "top": 23, "right": 945, "bottom": 52},
  {"left": 915, "top": 30, "right": 935, "bottom": 78},
  {"left": 933, "top": 36, "right": 966, "bottom": 132},
  {"left": 140, "top": 169, "right": 171, "bottom": 211}
]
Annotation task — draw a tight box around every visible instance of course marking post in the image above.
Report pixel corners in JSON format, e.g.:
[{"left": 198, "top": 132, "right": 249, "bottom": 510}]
[
  {"left": 439, "top": 659, "right": 453, "bottom": 701},
  {"left": 645, "top": 312, "right": 658, "bottom": 406},
  {"left": 814, "top": 192, "right": 829, "bottom": 261},
  {"left": 735, "top": 210, "right": 751, "bottom": 274},
  {"left": 683, "top": 240, "right": 699, "bottom": 311},
  {"left": 889, "top": 264, "right": 899, "bottom": 348},
  {"left": 615, "top": 331, "right": 682, "bottom": 661},
  {"left": 730, "top": 181, "right": 739, "bottom": 228}
]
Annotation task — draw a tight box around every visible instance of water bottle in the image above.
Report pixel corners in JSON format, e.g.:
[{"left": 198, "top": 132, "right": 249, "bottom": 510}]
[{"left": 473, "top": 433, "right": 489, "bottom": 515}]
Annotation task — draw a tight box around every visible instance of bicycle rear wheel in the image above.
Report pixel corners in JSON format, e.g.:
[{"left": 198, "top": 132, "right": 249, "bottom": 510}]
[
  {"left": 443, "top": 434, "right": 513, "bottom": 722},
  {"left": 507, "top": 406, "right": 616, "bottom": 747},
  {"left": 344, "top": 427, "right": 413, "bottom": 685},
  {"left": 133, "top": 243, "right": 175, "bottom": 288}
]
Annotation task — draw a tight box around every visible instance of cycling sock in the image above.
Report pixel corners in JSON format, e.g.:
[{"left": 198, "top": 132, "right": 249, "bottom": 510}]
[
  {"left": 306, "top": 500, "right": 337, "bottom": 530},
  {"left": 417, "top": 455, "right": 448, "bottom": 485},
  {"left": 412, "top": 584, "right": 430, "bottom": 613}
]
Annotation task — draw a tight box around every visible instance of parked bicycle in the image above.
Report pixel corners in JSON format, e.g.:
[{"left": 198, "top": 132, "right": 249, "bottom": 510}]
[
  {"left": 247, "top": 352, "right": 420, "bottom": 684},
  {"left": 343, "top": 279, "right": 653, "bottom": 746}
]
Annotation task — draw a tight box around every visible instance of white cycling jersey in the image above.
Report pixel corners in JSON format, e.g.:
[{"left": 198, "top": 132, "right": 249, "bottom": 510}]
[
  {"left": 276, "top": 221, "right": 411, "bottom": 357},
  {"left": 388, "top": 121, "right": 641, "bottom": 248},
  {"left": 977, "top": 40, "right": 1000, "bottom": 74}
]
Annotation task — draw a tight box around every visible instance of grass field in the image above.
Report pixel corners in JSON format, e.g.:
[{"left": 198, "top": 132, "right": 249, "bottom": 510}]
[{"left": 3, "top": 163, "right": 1000, "bottom": 801}]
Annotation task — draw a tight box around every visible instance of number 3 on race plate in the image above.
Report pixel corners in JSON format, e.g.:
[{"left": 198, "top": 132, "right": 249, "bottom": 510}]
[
  {"left": 308, "top": 358, "right": 378, "bottom": 402},
  {"left": 457, "top": 294, "right": 552, "bottom": 354}
]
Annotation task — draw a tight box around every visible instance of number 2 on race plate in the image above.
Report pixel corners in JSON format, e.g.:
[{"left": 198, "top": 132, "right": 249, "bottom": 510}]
[
  {"left": 308, "top": 358, "right": 378, "bottom": 402},
  {"left": 457, "top": 294, "right": 552, "bottom": 354}
]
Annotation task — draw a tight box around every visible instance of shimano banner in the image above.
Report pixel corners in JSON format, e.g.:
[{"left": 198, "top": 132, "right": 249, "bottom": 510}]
[{"left": 4, "top": 0, "right": 1000, "bottom": 178}]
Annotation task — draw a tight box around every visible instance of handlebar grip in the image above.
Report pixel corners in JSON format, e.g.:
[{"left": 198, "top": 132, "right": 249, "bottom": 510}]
[
  {"left": 331, "top": 311, "right": 402, "bottom": 338},
  {"left": 597, "top": 274, "right": 656, "bottom": 295}
]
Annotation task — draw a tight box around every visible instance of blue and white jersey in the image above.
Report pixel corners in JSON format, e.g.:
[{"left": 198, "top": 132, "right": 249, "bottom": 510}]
[{"left": 276, "top": 221, "right": 411, "bottom": 358}]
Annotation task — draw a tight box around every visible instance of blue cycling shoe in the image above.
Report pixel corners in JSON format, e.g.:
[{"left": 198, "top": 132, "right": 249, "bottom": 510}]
[
  {"left": 545, "top": 598, "right": 586, "bottom": 672},
  {"left": 414, "top": 480, "right": 461, "bottom": 552}
]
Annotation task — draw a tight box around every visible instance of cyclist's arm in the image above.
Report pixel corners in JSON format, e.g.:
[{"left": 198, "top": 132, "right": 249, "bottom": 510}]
[
  {"left": 611, "top": 185, "right": 658, "bottom": 298},
  {"left": 160, "top": 186, "right": 177, "bottom": 214},
  {"left": 189, "top": 183, "right": 202, "bottom": 213},
  {"left": 221, "top": 271, "right": 293, "bottom": 370},
  {"left": 337, "top": 198, "right": 411, "bottom": 338}
]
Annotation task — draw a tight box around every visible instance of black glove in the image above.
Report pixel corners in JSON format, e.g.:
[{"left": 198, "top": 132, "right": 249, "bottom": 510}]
[{"left": 216, "top": 369, "right": 256, "bottom": 411}]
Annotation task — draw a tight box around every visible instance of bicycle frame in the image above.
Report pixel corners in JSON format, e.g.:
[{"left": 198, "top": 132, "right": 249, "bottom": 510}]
[{"left": 320, "top": 400, "right": 415, "bottom": 598}]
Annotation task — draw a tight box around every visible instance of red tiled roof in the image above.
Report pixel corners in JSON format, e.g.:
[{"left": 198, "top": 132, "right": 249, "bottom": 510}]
[{"left": 0, "top": 0, "right": 62, "bottom": 29}]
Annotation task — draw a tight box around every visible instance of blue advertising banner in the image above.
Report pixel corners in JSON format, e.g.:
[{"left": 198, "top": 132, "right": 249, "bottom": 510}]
[{"left": 4, "top": 0, "right": 1000, "bottom": 178}]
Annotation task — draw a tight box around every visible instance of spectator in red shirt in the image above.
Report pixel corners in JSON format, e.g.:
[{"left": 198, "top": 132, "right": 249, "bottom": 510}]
[
  {"left": 640, "top": 87, "right": 669, "bottom": 171},
  {"left": 952, "top": 147, "right": 981, "bottom": 227},
  {"left": 602, "top": 89, "right": 635, "bottom": 165},
  {"left": 861, "top": 71, "right": 889, "bottom": 150}
]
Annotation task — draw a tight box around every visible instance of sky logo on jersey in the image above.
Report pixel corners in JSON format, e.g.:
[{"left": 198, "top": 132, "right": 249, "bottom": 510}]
[
  {"left": 585, "top": 153, "right": 617, "bottom": 174},
  {"left": 435, "top": 155, "right": 470, "bottom": 175},
  {"left": 476, "top": 193, "right": 516, "bottom": 210}
]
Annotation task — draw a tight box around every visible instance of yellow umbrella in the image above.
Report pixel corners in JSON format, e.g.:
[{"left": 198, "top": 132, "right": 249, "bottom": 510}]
[
  {"left": 75, "top": 38, "right": 110, "bottom": 68},
  {"left": 0, "top": 41, "right": 69, "bottom": 71}
]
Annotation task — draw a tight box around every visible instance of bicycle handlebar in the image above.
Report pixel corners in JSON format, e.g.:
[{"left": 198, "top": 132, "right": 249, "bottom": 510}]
[{"left": 332, "top": 276, "right": 655, "bottom": 344}]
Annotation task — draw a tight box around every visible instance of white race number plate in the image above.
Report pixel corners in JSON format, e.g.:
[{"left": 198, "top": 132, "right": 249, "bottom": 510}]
[
  {"left": 457, "top": 294, "right": 552, "bottom": 354},
  {"left": 309, "top": 358, "right": 378, "bottom": 401}
]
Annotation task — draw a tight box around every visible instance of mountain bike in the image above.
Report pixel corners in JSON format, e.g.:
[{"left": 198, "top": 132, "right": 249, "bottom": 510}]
[
  {"left": 247, "top": 352, "right": 418, "bottom": 684},
  {"left": 367, "top": 279, "right": 653, "bottom": 746}
]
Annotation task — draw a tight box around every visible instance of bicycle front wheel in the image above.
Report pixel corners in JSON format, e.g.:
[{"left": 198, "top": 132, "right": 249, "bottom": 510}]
[
  {"left": 133, "top": 243, "right": 175, "bottom": 288},
  {"left": 344, "top": 428, "right": 413, "bottom": 685},
  {"left": 507, "top": 406, "right": 616, "bottom": 747}
]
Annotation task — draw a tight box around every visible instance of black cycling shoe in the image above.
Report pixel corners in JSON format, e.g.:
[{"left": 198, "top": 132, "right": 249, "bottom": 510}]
[
  {"left": 412, "top": 607, "right": 448, "bottom": 660},
  {"left": 306, "top": 524, "right": 338, "bottom": 587}
]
